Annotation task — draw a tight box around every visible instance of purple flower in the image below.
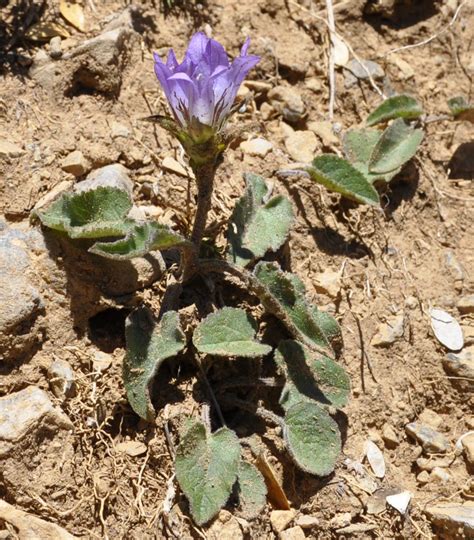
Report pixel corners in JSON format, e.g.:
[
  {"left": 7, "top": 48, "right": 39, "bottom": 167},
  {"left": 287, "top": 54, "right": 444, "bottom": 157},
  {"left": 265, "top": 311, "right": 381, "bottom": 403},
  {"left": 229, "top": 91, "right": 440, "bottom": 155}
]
[{"left": 153, "top": 32, "right": 260, "bottom": 137}]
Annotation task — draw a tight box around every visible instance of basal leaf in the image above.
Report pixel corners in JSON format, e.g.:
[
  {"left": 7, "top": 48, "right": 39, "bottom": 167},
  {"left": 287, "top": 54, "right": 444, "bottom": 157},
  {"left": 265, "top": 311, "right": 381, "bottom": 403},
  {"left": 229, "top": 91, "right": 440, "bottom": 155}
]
[
  {"left": 34, "top": 186, "right": 133, "bottom": 239},
  {"left": 310, "top": 307, "right": 343, "bottom": 351},
  {"left": 235, "top": 460, "right": 267, "bottom": 519},
  {"left": 276, "top": 340, "right": 350, "bottom": 411},
  {"left": 175, "top": 422, "right": 241, "bottom": 525},
  {"left": 193, "top": 307, "right": 272, "bottom": 358},
  {"left": 366, "top": 95, "right": 423, "bottom": 126},
  {"left": 448, "top": 96, "right": 474, "bottom": 123},
  {"left": 343, "top": 128, "right": 382, "bottom": 165},
  {"left": 306, "top": 155, "right": 380, "bottom": 206},
  {"left": 343, "top": 128, "right": 402, "bottom": 184},
  {"left": 124, "top": 309, "right": 185, "bottom": 421},
  {"left": 368, "top": 118, "right": 424, "bottom": 174},
  {"left": 90, "top": 221, "right": 190, "bottom": 259},
  {"left": 284, "top": 401, "right": 341, "bottom": 476},
  {"left": 253, "top": 262, "right": 335, "bottom": 353},
  {"left": 227, "top": 173, "right": 294, "bottom": 267}
]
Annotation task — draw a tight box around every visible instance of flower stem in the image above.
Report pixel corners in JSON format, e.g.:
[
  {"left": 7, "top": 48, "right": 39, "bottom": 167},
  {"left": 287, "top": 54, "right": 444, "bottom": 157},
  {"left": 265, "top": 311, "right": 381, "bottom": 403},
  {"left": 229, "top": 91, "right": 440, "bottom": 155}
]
[{"left": 190, "top": 162, "right": 216, "bottom": 249}]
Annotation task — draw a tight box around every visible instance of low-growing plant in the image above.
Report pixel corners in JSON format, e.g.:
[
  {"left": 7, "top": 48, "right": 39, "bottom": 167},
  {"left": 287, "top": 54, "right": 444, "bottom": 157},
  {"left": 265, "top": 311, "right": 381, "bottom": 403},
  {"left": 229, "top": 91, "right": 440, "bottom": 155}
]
[{"left": 33, "top": 34, "right": 431, "bottom": 525}]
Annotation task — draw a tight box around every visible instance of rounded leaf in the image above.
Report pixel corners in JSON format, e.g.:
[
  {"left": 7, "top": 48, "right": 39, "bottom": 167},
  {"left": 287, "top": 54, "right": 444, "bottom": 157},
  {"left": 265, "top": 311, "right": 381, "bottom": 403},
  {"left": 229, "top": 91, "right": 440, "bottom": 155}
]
[{"left": 284, "top": 401, "right": 341, "bottom": 476}]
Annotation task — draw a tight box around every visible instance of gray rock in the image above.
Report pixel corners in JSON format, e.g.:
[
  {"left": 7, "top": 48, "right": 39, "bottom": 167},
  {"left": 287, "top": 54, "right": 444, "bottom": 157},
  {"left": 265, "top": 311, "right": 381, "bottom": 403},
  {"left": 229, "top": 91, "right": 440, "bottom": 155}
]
[
  {"left": 425, "top": 502, "right": 474, "bottom": 539},
  {"left": 268, "top": 85, "right": 306, "bottom": 124},
  {"left": 64, "top": 27, "right": 134, "bottom": 95},
  {"left": 49, "top": 36, "right": 63, "bottom": 59},
  {"left": 0, "top": 225, "right": 45, "bottom": 361},
  {"left": 405, "top": 422, "right": 450, "bottom": 454},
  {"left": 344, "top": 59, "right": 384, "bottom": 88},
  {"left": 74, "top": 163, "right": 133, "bottom": 194},
  {"left": 443, "top": 348, "right": 474, "bottom": 392},
  {"left": 48, "top": 359, "right": 76, "bottom": 399},
  {"left": 0, "top": 386, "right": 73, "bottom": 457},
  {"left": 445, "top": 250, "right": 465, "bottom": 282},
  {"left": 30, "top": 26, "right": 134, "bottom": 95}
]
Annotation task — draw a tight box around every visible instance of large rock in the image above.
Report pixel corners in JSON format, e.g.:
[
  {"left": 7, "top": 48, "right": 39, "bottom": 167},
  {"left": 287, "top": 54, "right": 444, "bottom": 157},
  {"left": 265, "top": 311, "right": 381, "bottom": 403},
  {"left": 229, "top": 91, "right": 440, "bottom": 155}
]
[
  {"left": 0, "top": 224, "right": 45, "bottom": 361},
  {"left": 405, "top": 422, "right": 450, "bottom": 454},
  {"left": 425, "top": 502, "right": 474, "bottom": 539},
  {"left": 74, "top": 163, "right": 134, "bottom": 194},
  {"left": 0, "top": 386, "right": 73, "bottom": 457},
  {"left": 0, "top": 387, "right": 75, "bottom": 508},
  {"left": 0, "top": 500, "right": 78, "bottom": 540},
  {"left": 30, "top": 26, "right": 134, "bottom": 95},
  {"left": 443, "top": 348, "right": 474, "bottom": 392}
]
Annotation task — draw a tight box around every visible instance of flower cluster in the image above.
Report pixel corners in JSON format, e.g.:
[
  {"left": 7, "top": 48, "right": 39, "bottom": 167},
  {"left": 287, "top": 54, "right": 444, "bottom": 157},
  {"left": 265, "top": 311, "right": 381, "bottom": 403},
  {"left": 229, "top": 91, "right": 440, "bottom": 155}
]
[{"left": 154, "top": 32, "right": 259, "bottom": 142}]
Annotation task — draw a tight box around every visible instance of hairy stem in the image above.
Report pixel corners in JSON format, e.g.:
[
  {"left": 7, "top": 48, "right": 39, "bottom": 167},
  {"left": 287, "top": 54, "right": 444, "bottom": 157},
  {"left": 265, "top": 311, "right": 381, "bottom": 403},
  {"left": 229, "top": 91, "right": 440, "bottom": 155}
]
[
  {"left": 190, "top": 162, "right": 216, "bottom": 249},
  {"left": 221, "top": 395, "right": 285, "bottom": 428}
]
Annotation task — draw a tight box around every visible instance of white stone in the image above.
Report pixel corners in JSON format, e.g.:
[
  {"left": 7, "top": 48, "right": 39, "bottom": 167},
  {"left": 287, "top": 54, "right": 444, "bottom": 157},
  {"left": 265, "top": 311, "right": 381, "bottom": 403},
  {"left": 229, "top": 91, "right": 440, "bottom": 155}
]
[
  {"left": 430, "top": 308, "right": 464, "bottom": 351},
  {"left": 75, "top": 163, "right": 133, "bottom": 194},
  {"left": 386, "top": 491, "right": 411, "bottom": 514},
  {"left": 240, "top": 137, "right": 273, "bottom": 157},
  {"left": 365, "top": 440, "right": 386, "bottom": 478},
  {"left": 0, "top": 140, "right": 24, "bottom": 159}
]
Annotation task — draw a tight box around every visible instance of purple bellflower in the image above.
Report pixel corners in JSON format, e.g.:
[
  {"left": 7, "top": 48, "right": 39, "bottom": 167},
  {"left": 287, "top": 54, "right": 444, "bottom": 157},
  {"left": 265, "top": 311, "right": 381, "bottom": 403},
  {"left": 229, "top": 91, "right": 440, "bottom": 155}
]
[{"left": 153, "top": 33, "right": 260, "bottom": 145}]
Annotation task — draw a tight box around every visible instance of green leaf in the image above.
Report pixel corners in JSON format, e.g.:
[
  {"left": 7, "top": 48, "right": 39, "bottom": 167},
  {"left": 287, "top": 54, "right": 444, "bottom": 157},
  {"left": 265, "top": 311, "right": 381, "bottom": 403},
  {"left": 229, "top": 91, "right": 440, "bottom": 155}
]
[
  {"left": 343, "top": 128, "right": 401, "bottom": 184},
  {"left": 235, "top": 460, "right": 267, "bottom": 519},
  {"left": 284, "top": 401, "right": 341, "bottom": 476},
  {"left": 175, "top": 422, "right": 241, "bottom": 525},
  {"left": 276, "top": 340, "right": 350, "bottom": 411},
  {"left": 193, "top": 307, "right": 272, "bottom": 358},
  {"left": 310, "top": 307, "right": 343, "bottom": 351},
  {"left": 343, "top": 128, "right": 382, "bottom": 165},
  {"left": 34, "top": 187, "right": 133, "bottom": 239},
  {"left": 253, "top": 262, "right": 336, "bottom": 353},
  {"left": 366, "top": 95, "right": 423, "bottom": 126},
  {"left": 90, "top": 221, "right": 190, "bottom": 260},
  {"left": 448, "top": 96, "right": 474, "bottom": 123},
  {"left": 124, "top": 309, "right": 185, "bottom": 421},
  {"left": 306, "top": 155, "right": 380, "bottom": 206},
  {"left": 227, "top": 173, "right": 294, "bottom": 267},
  {"left": 368, "top": 118, "right": 424, "bottom": 174}
]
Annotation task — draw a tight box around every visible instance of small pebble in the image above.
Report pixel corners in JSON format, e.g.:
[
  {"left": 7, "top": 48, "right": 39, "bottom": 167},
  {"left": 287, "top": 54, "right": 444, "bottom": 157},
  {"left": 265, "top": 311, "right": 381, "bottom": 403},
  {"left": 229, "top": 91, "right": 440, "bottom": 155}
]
[
  {"left": 417, "top": 471, "right": 430, "bottom": 484},
  {"left": 430, "top": 467, "right": 451, "bottom": 483},
  {"left": 270, "top": 510, "right": 296, "bottom": 533},
  {"left": 240, "top": 137, "right": 273, "bottom": 157},
  {"left": 405, "top": 422, "right": 450, "bottom": 454},
  {"left": 382, "top": 424, "right": 399, "bottom": 449},
  {"left": 61, "top": 150, "right": 90, "bottom": 177},
  {"left": 48, "top": 359, "right": 76, "bottom": 399},
  {"left": 49, "top": 36, "right": 62, "bottom": 59},
  {"left": 285, "top": 130, "right": 318, "bottom": 162}
]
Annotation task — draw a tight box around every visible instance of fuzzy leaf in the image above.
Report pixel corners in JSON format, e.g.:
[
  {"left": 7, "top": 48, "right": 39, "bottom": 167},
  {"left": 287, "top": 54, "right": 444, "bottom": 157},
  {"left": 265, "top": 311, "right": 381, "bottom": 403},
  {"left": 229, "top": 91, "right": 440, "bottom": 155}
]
[
  {"left": 175, "top": 422, "right": 241, "bottom": 525},
  {"left": 343, "top": 128, "right": 382, "bottom": 165},
  {"left": 254, "top": 262, "right": 337, "bottom": 353},
  {"left": 193, "top": 307, "right": 272, "bottom": 358},
  {"left": 124, "top": 309, "right": 185, "bottom": 421},
  {"left": 343, "top": 128, "right": 401, "bottom": 184},
  {"left": 276, "top": 340, "right": 350, "bottom": 411},
  {"left": 366, "top": 95, "right": 423, "bottom": 126},
  {"left": 284, "top": 401, "right": 341, "bottom": 476},
  {"left": 34, "top": 186, "right": 133, "bottom": 238},
  {"left": 235, "top": 460, "right": 267, "bottom": 519},
  {"left": 448, "top": 96, "right": 474, "bottom": 123},
  {"left": 369, "top": 119, "right": 424, "bottom": 174},
  {"left": 90, "top": 221, "right": 190, "bottom": 259},
  {"left": 227, "top": 173, "right": 294, "bottom": 267},
  {"left": 310, "top": 307, "right": 343, "bottom": 351},
  {"left": 306, "top": 155, "right": 380, "bottom": 206}
]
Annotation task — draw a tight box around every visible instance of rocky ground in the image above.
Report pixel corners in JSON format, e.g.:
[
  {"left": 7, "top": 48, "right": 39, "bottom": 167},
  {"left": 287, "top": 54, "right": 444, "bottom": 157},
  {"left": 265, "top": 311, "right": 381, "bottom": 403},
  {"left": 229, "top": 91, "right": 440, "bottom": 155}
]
[{"left": 0, "top": 0, "right": 473, "bottom": 539}]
